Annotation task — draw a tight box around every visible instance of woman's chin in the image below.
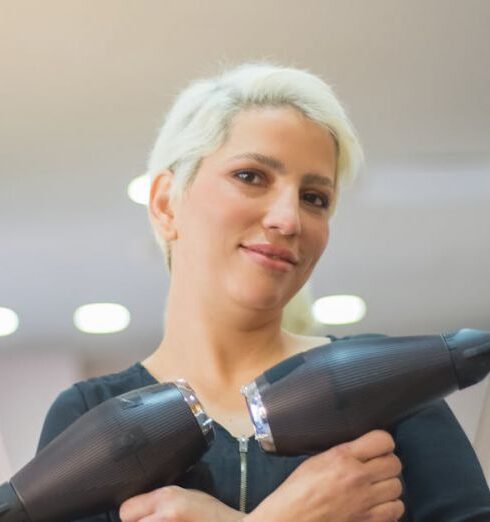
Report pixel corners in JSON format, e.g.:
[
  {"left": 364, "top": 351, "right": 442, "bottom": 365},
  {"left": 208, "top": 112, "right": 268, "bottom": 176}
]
[
  {"left": 228, "top": 284, "right": 289, "bottom": 312},
  {"left": 221, "top": 268, "right": 299, "bottom": 312}
]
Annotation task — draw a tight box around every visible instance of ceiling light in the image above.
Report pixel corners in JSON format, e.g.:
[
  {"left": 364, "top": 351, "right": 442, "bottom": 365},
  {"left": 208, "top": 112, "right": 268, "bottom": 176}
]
[
  {"left": 74, "top": 303, "right": 131, "bottom": 334},
  {"left": 127, "top": 174, "right": 151, "bottom": 206},
  {"left": 312, "top": 295, "right": 366, "bottom": 325},
  {"left": 0, "top": 307, "right": 19, "bottom": 337}
]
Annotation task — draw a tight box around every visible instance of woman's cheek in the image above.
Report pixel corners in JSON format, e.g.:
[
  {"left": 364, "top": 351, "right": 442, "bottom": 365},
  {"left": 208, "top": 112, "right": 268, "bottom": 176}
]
[{"left": 308, "top": 221, "right": 330, "bottom": 255}]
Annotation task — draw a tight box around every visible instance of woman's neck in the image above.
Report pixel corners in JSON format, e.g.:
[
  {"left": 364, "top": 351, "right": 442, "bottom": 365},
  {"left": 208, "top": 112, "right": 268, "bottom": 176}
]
[
  {"left": 143, "top": 321, "right": 294, "bottom": 390},
  {"left": 147, "top": 273, "right": 300, "bottom": 385}
]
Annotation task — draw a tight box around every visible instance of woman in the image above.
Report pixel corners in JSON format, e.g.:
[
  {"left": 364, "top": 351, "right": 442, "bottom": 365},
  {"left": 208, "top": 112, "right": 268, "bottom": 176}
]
[{"left": 38, "top": 63, "right": 490, "bottom": 521}]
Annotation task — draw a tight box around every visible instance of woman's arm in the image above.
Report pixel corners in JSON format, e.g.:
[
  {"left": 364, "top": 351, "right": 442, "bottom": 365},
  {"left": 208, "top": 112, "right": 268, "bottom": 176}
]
[
  {"left": 244, "top": 429, "right": 404, "bottom": 522},
  {"left": 119, "top": 486, "right": 243, "bottom": 522},
  {"left": 117, "top": 430, "right": 403, "bottom": 522},
  {"left": 393, "top": 400, "right": 490, "bottom": 521},
  {"left": 37, "top": 385, "right": 88, "bottom": 452}
]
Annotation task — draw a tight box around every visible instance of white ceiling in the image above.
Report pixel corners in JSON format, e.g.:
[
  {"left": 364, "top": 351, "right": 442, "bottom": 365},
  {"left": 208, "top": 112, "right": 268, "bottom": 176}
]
[{"left": 1, "top": 0, "right": 489, "bottom": 359}]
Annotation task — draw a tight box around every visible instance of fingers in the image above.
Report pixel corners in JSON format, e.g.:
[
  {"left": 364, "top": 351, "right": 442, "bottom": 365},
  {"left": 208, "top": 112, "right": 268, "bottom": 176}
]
[
  {"left": 344, "top": 430, "right": 395, "bottom": 462},
  {"left": 311, "top": 431, "right": 401, "bottom": 486},
  {"left": 364, "top": 452, "right": 402, "bottom": 482},
  {"left": 120, "top": 487, "right": 180, "bottom": 522},
  {"left": 121, "top": 487, "right": 241, "bottom": 522},
  {"left": 119, "top": 490, "right": 156, "bottom": 522},
  {"left": 367, "top": 499, "right": 405, "bottom": 521},
  {"left": 369, "top": 477, "right": 403, "bottom": 505}
]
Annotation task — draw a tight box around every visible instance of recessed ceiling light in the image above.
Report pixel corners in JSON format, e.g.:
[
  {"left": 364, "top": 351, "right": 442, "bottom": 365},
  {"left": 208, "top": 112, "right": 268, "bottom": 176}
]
[
  {"left": 0, "top": 307, "right": 19, "bottom": 337},
  {"left": 127, "top": 174, "right": 151, "bottom": 206},
  {"left": 73, "top": 303, "right": 131, "bottom": 334},
  {"left": 312, "top": 295, "right": 366, "bottom": 325}
]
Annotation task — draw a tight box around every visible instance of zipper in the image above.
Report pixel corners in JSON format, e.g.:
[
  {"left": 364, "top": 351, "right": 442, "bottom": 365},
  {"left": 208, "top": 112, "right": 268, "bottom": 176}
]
[{"left": 238, "top": 436, "right": 249, "bottom": 512}]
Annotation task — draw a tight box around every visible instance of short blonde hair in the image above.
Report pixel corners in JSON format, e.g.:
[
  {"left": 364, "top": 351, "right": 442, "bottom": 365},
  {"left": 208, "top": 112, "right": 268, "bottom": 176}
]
[{"left": 146, "top": 62, "right": 364, "bottom": 271}]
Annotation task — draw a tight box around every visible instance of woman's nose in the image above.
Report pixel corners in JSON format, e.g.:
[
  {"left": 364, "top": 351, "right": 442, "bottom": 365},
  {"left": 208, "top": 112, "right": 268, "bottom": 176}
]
[{"left": 261, "top": 190, "right": 302, "bottom": 236}]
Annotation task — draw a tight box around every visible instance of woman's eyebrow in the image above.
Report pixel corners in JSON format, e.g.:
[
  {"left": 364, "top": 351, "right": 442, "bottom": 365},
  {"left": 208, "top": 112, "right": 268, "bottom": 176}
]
[
  {"left": 230, "top": 152, "right": 286, "bottom": 172},
  {"left": 229, "top": 152, "right": 333, "bottom": 187},
  {"left": 302, "top": 173, "right": 333, "bottom": 188}
]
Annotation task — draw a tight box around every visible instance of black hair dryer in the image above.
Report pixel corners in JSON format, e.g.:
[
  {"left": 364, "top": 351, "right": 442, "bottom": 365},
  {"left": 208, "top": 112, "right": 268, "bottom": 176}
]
[
  {"left": 242, "top": 329, "right": 490, "bottom": 456},
  {"left": 0, "top": 381, "right": 213, "bottom": 522}
]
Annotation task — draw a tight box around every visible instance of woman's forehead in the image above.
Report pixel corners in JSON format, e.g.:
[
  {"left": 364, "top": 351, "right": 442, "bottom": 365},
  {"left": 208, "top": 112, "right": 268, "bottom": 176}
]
[{"left": 212, "top": 107, "right": 337, "bottom": 173}]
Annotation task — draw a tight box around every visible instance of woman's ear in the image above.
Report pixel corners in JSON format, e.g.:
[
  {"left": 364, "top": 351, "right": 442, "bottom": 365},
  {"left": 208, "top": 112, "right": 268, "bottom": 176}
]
[{"left": 148, "top": 170, "right": 178, "bottom": 241}]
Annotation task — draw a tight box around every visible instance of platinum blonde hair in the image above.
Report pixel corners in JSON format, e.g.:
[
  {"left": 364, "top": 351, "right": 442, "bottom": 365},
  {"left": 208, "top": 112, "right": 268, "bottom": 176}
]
[{"left": 146, "top": 62, "right": 364, "bottom": 272}]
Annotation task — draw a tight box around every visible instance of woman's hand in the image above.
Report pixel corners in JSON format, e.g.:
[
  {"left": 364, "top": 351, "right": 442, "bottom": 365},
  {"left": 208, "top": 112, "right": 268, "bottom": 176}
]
[
  {"left": 119, "top": 485, "right": 244, "bottom": 522},
  {"left": 245, "top": 430, "right": 405, "bottom": 522}
]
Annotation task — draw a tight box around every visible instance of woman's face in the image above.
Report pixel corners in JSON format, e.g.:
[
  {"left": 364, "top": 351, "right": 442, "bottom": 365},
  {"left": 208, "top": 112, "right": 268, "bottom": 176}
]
[{"left": 171, "top": 106, "right": 338, "bottom": 311}]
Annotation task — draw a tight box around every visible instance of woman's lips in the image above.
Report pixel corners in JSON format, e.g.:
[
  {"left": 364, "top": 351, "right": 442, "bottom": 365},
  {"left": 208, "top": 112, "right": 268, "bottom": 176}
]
[{"left": 239, "top": 246, "right": 295, "bottom": 273}]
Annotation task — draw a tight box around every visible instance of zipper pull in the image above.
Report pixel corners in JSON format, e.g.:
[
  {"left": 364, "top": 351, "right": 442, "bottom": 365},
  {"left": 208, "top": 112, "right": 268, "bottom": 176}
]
[
  {"left": 238, "top": 436, "right": 249, "bottom": 512},
  {"left": 238, "top": 436, "right": 249, "bottom": 454}
]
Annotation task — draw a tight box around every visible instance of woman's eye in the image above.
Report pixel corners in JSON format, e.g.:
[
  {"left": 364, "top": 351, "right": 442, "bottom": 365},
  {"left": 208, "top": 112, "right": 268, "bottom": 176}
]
[
  {"left": 233, "top": 171, "right": 330, "bottom": 209},
  {"left": 234, "top": 170, "right": 263, "bottom": 185},
  {"left": 303, "top": 192, "right": 330, "bottom": 209}
]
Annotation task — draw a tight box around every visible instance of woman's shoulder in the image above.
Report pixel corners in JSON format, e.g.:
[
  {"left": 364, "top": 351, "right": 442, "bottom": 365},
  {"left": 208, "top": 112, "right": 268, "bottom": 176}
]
[
  {"left": 286, "top": 333, "right": 332, "bottom": 355},
  {"left": 71, "top": 362, "right": 157, "bottom": 410},
  {"left": 286, "top": 332, "right": 389, "bottom": 354},
  {"left": 37, "top": 363, "right": 155, "bottom": 452}
]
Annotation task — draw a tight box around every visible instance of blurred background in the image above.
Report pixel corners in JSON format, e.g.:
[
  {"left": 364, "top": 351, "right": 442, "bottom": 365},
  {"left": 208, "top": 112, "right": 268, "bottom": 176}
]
[{"left": 0, "top": 0, "right": 489, "bottom": 483}]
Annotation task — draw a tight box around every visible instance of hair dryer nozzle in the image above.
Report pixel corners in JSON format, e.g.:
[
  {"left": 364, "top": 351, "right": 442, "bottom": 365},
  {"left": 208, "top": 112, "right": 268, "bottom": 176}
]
[
  {"left": 175, "top": 379, "right": 214, "bottom": 445},
  {"left": 241, "top": 381, "right": 276, "bottom": 452},
  {"left": 443, "top": 329, "right": 490, "bottom": 389}
]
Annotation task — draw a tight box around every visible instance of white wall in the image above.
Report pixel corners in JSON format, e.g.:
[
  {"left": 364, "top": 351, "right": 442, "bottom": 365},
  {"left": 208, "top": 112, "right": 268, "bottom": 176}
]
[
  {"left": 474, "top": 378, "right": 490, "bottom": 485},
  {"left": 0, "top": 424, "right": 12, "bottom": 482}
]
